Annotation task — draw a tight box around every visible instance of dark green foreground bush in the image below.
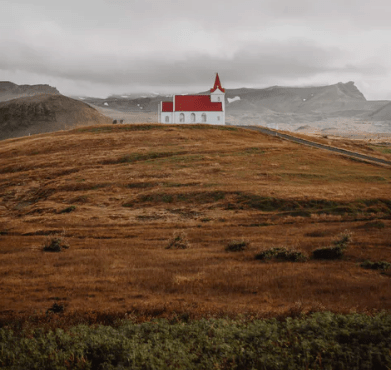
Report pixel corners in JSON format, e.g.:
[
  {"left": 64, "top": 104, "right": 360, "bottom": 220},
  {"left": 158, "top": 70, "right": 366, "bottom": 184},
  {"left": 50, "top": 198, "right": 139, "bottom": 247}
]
[{"left": 1, "top": 312, "right": 390, "bottom": 370}]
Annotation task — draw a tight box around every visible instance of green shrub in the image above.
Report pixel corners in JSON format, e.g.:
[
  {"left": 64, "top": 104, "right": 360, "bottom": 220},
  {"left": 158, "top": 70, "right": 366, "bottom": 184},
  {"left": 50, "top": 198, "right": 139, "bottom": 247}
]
[
  {"left": 166, "top": 231, "right": 189, "bottom": 249},
  {"left": 59, "top": 205, "right": 76, "bottom": 214},
  {"left": 312, "top": 230, "right": 352, "bottom": 260},
  {"left": 1, "top": 312, "right": 390, "bottom": 370},
  {"left": 360, "top": 260, "right": 390, "bottom": 271},
  {"left": 255, "top": 247, "right": 307, "bottom": 262},
  {"left": 225, "top": 239, "right": 249, "bottom": 252},
  {"left": 42, "top": 237, "right": 69, "bottom": 252}
]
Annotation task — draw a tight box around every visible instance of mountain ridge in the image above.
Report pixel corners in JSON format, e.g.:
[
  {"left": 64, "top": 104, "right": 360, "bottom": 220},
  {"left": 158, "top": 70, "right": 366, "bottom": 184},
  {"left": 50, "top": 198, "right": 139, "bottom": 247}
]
[{"left": 0, "top": 81, "right": 60, "bottom": 102}]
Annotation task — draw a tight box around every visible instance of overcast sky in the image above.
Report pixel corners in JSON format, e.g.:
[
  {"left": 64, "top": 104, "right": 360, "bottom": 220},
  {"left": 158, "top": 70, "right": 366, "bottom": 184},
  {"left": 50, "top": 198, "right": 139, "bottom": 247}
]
[{"left": 1, "top": 0, "right": 390, "bottom": 99}]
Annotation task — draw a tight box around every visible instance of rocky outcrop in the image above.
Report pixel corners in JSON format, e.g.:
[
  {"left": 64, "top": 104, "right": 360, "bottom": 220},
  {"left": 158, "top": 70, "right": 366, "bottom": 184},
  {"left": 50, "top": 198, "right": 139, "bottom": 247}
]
[
  {"left": 0, "top": 94, "right": 112, "bottom": 140},
  {"left": 0, "top": 81, "right": 60, "bottom": 102}
]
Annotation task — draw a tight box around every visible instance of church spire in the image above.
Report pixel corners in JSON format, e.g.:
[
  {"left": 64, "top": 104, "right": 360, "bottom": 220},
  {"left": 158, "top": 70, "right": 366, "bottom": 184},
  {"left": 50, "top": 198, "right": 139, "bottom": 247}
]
[{"left": 210, "top": 73, "right": 225, "bottom": 93}]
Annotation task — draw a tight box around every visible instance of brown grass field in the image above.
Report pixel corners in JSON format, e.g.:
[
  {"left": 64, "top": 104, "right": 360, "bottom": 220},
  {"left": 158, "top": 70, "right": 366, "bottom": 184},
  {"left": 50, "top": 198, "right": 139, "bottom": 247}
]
[{"left": 0, "top": 124, "right": 390, "bottom": 325}]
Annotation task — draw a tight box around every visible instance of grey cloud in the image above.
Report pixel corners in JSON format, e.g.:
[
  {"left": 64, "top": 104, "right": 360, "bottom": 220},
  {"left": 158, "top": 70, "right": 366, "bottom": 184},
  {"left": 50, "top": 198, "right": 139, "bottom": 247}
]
[{"left": 0, "top": 38, "right": 380, "bottom": 90}]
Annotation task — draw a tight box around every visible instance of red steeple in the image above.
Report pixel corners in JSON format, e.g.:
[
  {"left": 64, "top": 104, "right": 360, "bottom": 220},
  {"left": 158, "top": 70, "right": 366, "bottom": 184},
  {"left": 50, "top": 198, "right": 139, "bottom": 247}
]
[{"left": 210, "top": 73, "right": 225, "bottom": 93}]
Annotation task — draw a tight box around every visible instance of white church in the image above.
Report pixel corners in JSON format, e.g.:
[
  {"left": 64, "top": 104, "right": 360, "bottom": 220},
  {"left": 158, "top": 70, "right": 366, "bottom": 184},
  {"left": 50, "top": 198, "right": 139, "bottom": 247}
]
[{"left": 158, "top": 73, "right": 225, "bottom": 125}]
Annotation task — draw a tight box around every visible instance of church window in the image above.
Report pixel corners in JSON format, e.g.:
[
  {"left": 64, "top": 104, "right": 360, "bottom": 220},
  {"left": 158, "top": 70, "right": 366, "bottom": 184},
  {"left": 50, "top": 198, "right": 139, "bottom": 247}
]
[
  {"left": 218, "top": 97, "right": 220, "bottom": 101},
  {"left": 180, "top": 113, "right": 185, "bottom": 123},
  {"left": 191, "top": 113, "right": 196, "bottom": 122},
  {"left": 202, "top": 113, "right": 207, "bottom": 122},
  {"left": 217, "top": 116, "right": 220, "bottom": 121},
  {"left": 165, "top": 116, "right": 169, "bottom": 123}
]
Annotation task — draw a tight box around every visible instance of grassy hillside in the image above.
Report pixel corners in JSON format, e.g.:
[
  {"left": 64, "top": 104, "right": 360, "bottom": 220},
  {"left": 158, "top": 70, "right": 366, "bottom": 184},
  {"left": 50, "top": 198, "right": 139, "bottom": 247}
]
[{"left": 0, "top": 124, "right": 390, "bottom": 322}]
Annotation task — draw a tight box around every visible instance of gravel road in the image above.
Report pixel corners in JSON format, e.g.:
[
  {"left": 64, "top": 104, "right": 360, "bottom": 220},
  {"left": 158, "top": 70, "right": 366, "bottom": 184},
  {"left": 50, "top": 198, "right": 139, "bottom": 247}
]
[{"left": 240, "top": 125, "right": 391, "bottom": 167}]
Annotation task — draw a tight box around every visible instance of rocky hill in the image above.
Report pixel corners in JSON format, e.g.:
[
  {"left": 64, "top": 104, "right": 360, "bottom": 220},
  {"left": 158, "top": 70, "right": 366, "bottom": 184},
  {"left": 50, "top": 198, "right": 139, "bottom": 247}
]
[
  {"left": 0, "top": 94, "right": 112, "bottom": 141},
  {"left": 0, "top": 81, "right": 60, "bottom": 102}
]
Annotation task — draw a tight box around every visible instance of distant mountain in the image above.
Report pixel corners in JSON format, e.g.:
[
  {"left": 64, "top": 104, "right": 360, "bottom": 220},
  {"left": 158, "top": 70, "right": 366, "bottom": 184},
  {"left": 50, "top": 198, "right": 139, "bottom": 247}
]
[
  {"left": 0, "top": 81, "right": 60, "bottom": 102},
  {"left": 79, "top": 95, "right": 169, "bottom": 113},
  {"left": 224, "top": 82, "right": 381, "bottom": 114},
  {"left": 365, "top": 102, "right": 391, "bottom": 121},
  {"left": 0, "top": 94, "right": 112, "bottom": 141},
  {"left": 82, "top": 82, "right": 391, "bottom": 126}
]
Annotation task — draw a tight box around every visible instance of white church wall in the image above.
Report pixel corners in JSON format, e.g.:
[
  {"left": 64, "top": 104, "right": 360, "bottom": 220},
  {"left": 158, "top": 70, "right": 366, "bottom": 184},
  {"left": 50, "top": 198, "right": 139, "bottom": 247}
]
[
  {"left": 172, "top": 111, "right": 223, "bottom": 125},
  {"left": 162, "top": 113, "right": 173, "bottom": 123}
]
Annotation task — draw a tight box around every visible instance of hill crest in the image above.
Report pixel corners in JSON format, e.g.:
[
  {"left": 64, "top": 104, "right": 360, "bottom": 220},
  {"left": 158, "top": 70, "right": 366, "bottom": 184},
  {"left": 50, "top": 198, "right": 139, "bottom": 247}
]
[
  {"left": 0, "top": 81, "right": 60, "bottom": 102},
  {"left": 0, "top": 94, "right": 112, "bottom": 140}
]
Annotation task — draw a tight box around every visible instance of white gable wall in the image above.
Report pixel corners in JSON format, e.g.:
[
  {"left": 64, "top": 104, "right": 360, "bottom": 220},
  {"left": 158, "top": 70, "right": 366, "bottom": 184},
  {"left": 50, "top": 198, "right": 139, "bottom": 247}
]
[{"left": 210, "top": 90, "right": 225, "bottom": 124}]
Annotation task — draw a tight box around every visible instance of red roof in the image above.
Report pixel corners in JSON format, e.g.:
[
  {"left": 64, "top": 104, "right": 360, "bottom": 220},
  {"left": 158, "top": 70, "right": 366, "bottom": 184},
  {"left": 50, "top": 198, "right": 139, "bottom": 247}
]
[
  {"left": 175, "top": 95, "right": 222, "bottom": 112},
  {"left": 162, "top": 101, "right": 173, "bottom": 112},
  {"left": 210, "top": 73, "right": 225, "bottom": 93}
]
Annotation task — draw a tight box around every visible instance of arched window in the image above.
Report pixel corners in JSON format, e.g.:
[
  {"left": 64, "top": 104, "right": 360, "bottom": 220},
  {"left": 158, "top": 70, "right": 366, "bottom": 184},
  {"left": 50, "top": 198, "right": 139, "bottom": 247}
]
[
  {"left": 218, "top": 97, "right": 220, "bottom": 101},
  {"left": 165, "top": 116, "right": 170, "bottom": 123},
  {"left": 191, "top": 113, "right": 196, "bottom": 123},
  {"left": 179, "top": 113, "right": 185, "bottom": 123},
  {"left": 202, "top": 113, "right": 207, "bottom": 122}
]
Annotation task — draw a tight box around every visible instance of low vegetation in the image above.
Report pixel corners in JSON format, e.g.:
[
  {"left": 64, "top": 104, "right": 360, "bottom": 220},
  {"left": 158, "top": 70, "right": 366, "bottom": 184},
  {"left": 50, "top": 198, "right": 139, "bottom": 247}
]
[
  {"left": 255, "top": 247, "right": 307, "bottom": 262},
  {"left": 1, "top": 312, "right": 390, "bottom": 370},
  {"left": 360, "top": 260, "right": 390, "bottom": 271},
  {"left": 225, "top": 239, "right": 249, "bottom": 252},
  {"left": 312, "top": 231, "right": 352, "bottom": 260},
  {"left": 166, "top": 231, "right": 189, "bottom": 249},
  {"left": 59, "top": 205, "right": 76, "bottom": 214},
  {"left": 42, "top": 236, "right": 69, "bottom": 252},
  {"left": 358, "top": 220, "right": 385, "bottom": 229}
]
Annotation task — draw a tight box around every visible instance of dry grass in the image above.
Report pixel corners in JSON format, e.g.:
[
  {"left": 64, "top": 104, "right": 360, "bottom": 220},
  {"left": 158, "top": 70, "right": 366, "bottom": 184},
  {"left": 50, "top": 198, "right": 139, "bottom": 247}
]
[{"left": 0, "top": 123, "right": 390, "bottom": 324}]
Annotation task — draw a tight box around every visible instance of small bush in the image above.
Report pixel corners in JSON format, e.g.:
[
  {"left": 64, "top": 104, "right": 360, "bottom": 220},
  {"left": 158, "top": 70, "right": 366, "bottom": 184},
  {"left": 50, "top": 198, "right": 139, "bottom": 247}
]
[
  {"left": 166, "top": 231, "right": 189, "bottom": 249},
  {"left": 312, "top": 245, "right": 345, "bottom": 260},
  {"left": 42, "top": 237, "right": 69, "bottom": 252},
  {"left": 225, "top": 239, "right": 249, "bottom": 252},
  {"left": 312, "top": 230, "right": 352, "bottom": 260},
  {"left": 59, "top": 205, "right": 76, "bottom": 214},
  {"left": 360, "top": 260, "right": 390, "bottom": 271},
  {"left": 46, "top": 302, "right": 64, "bottom": 314},
  {"left": 255, "top": 247, "right": 307, "bottom": 262}
]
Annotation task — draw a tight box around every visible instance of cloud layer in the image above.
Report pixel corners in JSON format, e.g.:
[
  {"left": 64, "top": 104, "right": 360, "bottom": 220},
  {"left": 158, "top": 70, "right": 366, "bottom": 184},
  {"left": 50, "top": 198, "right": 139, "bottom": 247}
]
[{"left": 1, "top": 0, "right": 390, "bottom": 99}]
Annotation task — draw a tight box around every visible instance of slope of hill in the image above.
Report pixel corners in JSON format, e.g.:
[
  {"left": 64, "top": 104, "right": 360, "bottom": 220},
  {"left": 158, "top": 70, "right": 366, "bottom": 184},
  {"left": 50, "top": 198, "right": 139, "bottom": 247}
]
[
  {"left": 0, "top": 124, "right": 389, "bottom": 318},
  {"left": 0, "top": 94, "right": 112, "bottom": 140},
  {"left": 366, "top": 101, "right": 391, "bottom": 121},
  {"left": 0, "top": 81, "right": 60, "bottom": 102}
]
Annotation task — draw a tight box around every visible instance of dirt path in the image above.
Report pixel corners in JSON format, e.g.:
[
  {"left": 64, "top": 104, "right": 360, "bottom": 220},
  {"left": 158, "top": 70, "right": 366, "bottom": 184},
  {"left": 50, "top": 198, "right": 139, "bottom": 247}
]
[{"left": 241, "top": 125, "right": 391, "bottom": 167}]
